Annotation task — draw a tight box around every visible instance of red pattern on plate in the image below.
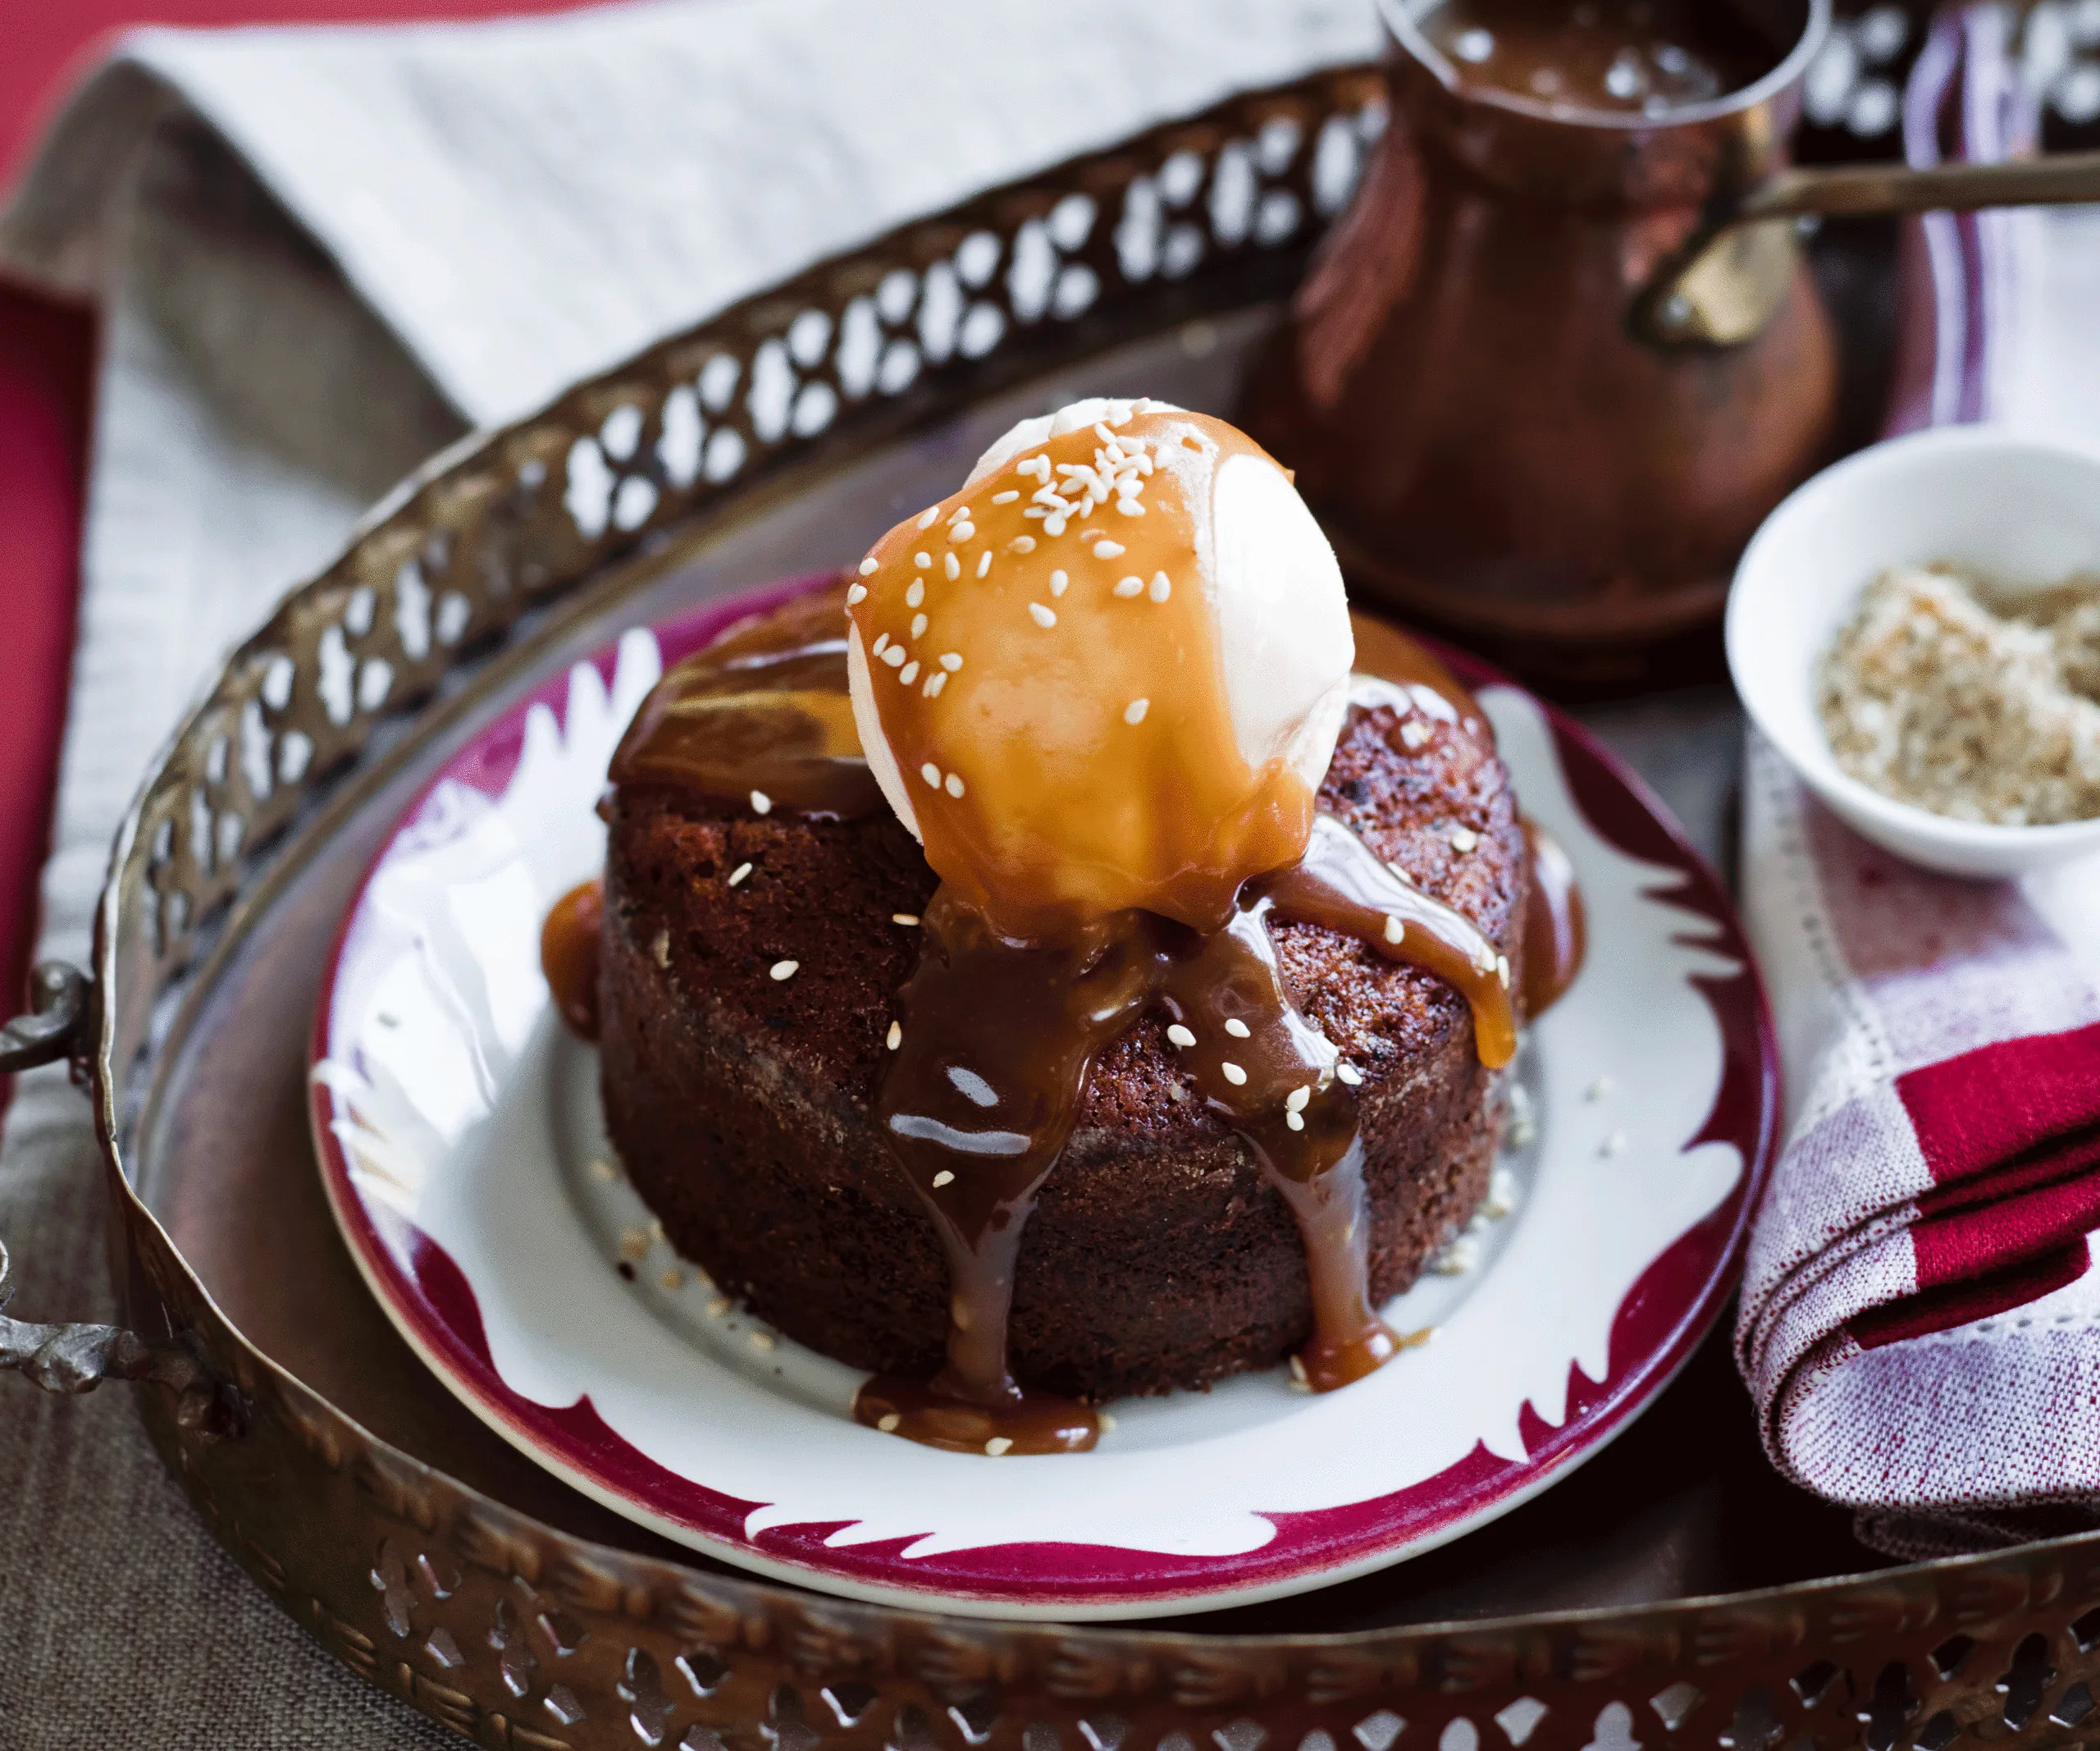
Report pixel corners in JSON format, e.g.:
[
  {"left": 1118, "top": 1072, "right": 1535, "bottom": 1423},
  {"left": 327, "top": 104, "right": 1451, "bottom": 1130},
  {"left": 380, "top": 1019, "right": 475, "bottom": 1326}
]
[{"left": 313, "top": 575, "right": 1779, "bottom": 1611}]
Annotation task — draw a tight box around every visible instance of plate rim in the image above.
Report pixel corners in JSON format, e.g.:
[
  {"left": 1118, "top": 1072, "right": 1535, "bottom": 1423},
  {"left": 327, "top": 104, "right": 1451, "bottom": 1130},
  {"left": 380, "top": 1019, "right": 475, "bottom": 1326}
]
[{"left": 308, "top": 577, "right": 1779, "bottom": 1621}]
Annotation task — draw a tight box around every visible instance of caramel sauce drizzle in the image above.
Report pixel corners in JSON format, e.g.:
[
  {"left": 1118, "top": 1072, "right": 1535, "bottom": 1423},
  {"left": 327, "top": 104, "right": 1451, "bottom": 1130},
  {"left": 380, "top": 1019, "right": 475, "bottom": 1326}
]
[
  {"left": 582, "top": 562, "right": 1571, "bottom": 1455},
  {"left": 610, "top": 587, "right": 884, "bottom": 820}
]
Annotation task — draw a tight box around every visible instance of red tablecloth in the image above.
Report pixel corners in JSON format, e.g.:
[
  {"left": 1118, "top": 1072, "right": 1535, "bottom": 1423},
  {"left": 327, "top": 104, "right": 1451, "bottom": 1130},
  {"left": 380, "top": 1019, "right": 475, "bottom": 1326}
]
[{"left": 0, "top": 1, "right": 590, "bottom": 1095}]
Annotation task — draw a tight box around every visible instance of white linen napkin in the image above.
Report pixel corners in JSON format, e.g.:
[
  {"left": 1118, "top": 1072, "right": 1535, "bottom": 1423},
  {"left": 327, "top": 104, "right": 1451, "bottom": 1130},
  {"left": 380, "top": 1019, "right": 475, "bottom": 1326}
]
[
  {"left": 1738, "top": 2, "right": 2100, "bottom": 1561},
  {"left": 0, "top": 2, "right": 1378, "bottom": 1741}
]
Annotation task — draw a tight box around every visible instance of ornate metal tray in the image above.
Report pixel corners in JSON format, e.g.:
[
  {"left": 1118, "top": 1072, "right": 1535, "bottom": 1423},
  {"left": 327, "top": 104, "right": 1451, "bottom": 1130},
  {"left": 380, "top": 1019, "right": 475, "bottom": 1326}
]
[{"left": 7, "top": 56, "right": 2100, "bottom": 1751}]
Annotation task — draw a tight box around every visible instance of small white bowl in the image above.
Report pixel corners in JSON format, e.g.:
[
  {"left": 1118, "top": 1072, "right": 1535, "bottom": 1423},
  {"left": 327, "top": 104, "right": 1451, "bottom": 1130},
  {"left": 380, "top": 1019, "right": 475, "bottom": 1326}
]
[{"left": 1728, "top": 425, "right": 2100, "bottom": 879}]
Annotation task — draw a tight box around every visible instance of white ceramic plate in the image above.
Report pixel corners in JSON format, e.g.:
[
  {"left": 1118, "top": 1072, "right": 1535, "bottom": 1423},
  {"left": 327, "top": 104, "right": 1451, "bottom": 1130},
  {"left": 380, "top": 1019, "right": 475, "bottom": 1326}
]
[{"left": 310, "top": 576, "right": 1776, "bottom": 1621}]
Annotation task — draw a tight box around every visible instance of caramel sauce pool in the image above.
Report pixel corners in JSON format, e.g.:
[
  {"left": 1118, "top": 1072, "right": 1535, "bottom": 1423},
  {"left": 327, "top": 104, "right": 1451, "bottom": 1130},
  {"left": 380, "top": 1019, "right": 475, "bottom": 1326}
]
[
  {"left": 541, "top": 879, "right": 605, "bottom": 1040},
  {"left": 561, "top": 577, "right": 1581, "bottom": 1456}
]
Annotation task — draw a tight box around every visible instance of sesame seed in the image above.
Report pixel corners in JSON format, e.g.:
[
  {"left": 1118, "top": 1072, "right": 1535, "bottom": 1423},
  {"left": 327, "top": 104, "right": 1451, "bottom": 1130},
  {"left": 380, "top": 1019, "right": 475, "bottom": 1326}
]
[
  {"left": 993, "top": 491, "right": 1020, "bottom": 504},
  {"left": 1044, "top": 514, "right": 1066, "bottom": 537},
  {"left": 1093, "top": 422, "right": 1116, "bottom": 445},
  {"left": 1287, "top": 1086, "right": 1312, "bottom": 1113},
  {"left": 858, "top": 557, "right": 879, "bottom": 576},
  {"left": 915, "top": 552, "right": 932, "bottom": 569},
  {"left": 893, "top": 913, "right": 920, "bottom": 926},
  {"left": 1337, "top": 1063, "right": 1363, "bottom": 1086},
  {"left": 1116, "top": 499, "right": 1144, "bottom": 516},
  {"left": 906, "top": 580, "right": 924, "bottom": 608},
  {"left": 651, "top": 930, "right": 670, "bottom": 968},
  {"left": 1149, "top": 572, "right": 1172, "bottom": 603},
  {"left": 707, "top": 1295, "right": 731, "bottom": 1318},
  {"left": 769, "top": 959, "right": 799, "bottom": 981},
  {"left": 1166, "top": 1024, "right": 1197, "bottom": 1048},
  {"left": 910, "top": 611, "right": 928, "bottom": 637},
  {"left": 944, "top": 553, "right": 961, "bottom": 581},
  {"left": 1029, "top": 603, "right": 1057, "bottom": 629},
  {"left": 1010, "top": 536, "right": 1037, "bottom": 555},
  {"left": 1452, "top": 827, "right": 1480, "bottom": 853},
  {"left": 932, "top": 1170, "right": 955, "bottom": 1188},
  {"left": 590, "top": 1157, "right": 618, "bottom": 1182},
  {"left": 1286, "top": 1112, "right": 1305, "bottom": 1132},
  {"left": 1221, "top": 1062, "right": 1248, "bottom": 1086},
  {"left": 881, "top": 645, "right": 905, "bottom": 668},
  {"left": 728, "top": 862, "right": 752, "bottom": 886},
  {"left": 751, "top": 1330, "right": 776, "bottom": 1351},
  {"left": 1385, "top": 915, "right": 1404, "bottom": 945},
  {"left": 945, "top": 773, "right": 966, "bottom": 798},
  {"left": 918, "top": 507, "right": 940, "bottom": 529},
  {"left": 1048, "top": 570, "right": 1069, "bottom": 598},
  {"left": 977, "top": 551, "right": 992, "bottom": 578},
  {"left": 1093, "top": 540, "right": 1125, "bottom": 560},
  {"left": 1497, "top": 954, "right": 1511, "bottom": 989},
  {"left": 985, "top": 1437, "right": 1013, "bottom": 1456},
  {"left": 1123, "top": 698, "right": 1149, "bottom": 725},
  {"left": 1388, "top": 862, "right": 1415, "bottom": 885},
  {"left": 1114, "top": 576, "right": 1144, "bottom": 598},
  {"left": 1225, "top": 1018, "right": 1251, "bottom": 1039},
  {"left": 1401, "top": 721, "right": 1432, "bottom": 750},
  {"left": 846, "top": 583, "right": 868, "bottom": 606},
  {"left": 879, "top": 1413, "right": 902, "bottom": 1433},
  {"left": 887, "top": 1021, "right": 902, "bottom": 1049},
  {"left": 751, "top": 789, "right": 773, "bottom": 815},
  {"left": 924, "top": 673, "right": 947, "bottom": 698},
  {"left": 949, "top": 503, "right": 972, "bottom": 523},
  {"left": 949, "top": 523, "right": 975, "bottom": 543},
  {"left": 1289, "top": 1352, "right": 1308, "bottom": 1383},
  {"left": 898, "top": 661, "right": 920, "bottom": 685},
  {"left": 920, "top": 762, "right": 942, "bottom": 788},
  {"left": 661, "top": 1268, "right": 683, "bottom": 1291},
  {"left": 872, "top": 633, "right": 889, "bottom": 656}
]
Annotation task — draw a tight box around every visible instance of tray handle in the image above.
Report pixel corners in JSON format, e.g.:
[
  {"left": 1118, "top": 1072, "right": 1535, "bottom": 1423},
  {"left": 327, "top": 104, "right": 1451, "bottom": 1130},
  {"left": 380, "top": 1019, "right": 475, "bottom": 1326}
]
[{"left": 0, "top": 962, "right": 243, "bottom": 1438}]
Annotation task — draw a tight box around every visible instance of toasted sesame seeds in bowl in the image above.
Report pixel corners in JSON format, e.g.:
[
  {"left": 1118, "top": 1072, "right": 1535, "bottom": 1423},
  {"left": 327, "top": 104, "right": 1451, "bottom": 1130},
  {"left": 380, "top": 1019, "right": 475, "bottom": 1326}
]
[{"left": 1728, "top": 426, "right": 2100, "bottom": 880}]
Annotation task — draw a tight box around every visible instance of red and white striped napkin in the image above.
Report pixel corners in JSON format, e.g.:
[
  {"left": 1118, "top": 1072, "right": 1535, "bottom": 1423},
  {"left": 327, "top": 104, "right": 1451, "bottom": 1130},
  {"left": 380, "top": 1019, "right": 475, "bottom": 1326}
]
[{"left": 1737, "top": 4, "right": 2100, "bottom": 1559}]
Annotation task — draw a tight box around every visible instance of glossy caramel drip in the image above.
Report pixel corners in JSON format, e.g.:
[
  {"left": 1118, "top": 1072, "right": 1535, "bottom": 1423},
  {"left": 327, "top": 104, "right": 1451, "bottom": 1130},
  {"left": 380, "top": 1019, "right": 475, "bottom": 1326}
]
[
  {"left": 542, "top": 878, "right": 605, "bottom": 1040},
  {"left": 844, "top": 409, "right": 1320, "bottom": 938},
  {"left": 610, "top": 585, "right": 883, "bottom": 819},
  {"left": 850, "top": 807, "right": 1522, "bottom": 1447},
  {"left": 1520, "top": 819, "right": 1586, "bottom": 1019}
]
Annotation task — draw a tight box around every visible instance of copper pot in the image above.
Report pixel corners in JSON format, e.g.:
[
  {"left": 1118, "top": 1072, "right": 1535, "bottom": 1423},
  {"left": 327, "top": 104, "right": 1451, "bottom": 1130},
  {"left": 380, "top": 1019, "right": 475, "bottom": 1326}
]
[{"left": 1244, "top": 0, "right": 1838, "bottom": 687}]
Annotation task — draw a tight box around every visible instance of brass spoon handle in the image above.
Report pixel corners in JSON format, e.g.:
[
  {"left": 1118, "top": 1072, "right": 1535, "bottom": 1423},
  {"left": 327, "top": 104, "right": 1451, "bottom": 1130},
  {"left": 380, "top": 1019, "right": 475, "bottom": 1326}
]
[
  {"left": 1741, "top": 152, "right": 2100, "bottom": 221},
  {"left": 1640, "top": 152, "right": 2100, "bottom": 346}
]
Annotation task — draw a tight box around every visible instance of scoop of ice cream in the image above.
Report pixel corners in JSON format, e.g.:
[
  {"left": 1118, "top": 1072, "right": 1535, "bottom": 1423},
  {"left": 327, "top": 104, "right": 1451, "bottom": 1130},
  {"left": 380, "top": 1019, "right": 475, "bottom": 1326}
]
[{"left": 846, "top": 398, "right": 1352, "bottom": 935}]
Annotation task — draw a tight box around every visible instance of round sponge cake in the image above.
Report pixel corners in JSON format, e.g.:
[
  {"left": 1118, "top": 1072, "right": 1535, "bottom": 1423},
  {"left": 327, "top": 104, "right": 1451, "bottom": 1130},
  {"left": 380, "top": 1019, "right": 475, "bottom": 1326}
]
[{"left": 596, "top": 657, "right": 1527, "bottom": 1402}]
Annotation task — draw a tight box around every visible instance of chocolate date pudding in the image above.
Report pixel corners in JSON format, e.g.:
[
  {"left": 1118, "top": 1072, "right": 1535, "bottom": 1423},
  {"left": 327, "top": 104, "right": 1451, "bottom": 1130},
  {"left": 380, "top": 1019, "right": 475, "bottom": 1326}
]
[{"left": 547, "top": 399, "right": 1584, "bottom": 1456}]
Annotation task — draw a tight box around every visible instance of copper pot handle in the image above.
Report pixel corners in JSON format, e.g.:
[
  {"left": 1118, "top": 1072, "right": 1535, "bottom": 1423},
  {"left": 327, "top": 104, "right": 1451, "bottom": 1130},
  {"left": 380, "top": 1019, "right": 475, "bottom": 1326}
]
[
  {"left": 1641, "top": 150, "right": 2100, "bottom": 346},
  {"left": 0, "top": 962, "right": 244, "bottom": 1438}
]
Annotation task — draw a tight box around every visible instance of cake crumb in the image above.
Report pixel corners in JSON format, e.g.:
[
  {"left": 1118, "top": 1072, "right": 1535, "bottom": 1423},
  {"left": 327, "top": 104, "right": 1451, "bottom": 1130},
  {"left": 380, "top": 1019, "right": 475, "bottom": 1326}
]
[
  {"left": 1819, "top": 563, "right": 2100, "bottom": 824},
  {"left": 620, "top": 1228, "right": 649, "bottom": 1260},
  {"left": 749, "top": 1330, "right": 777, "bottom": 1351},
  {"left": 1484, "top": 1165, "right": 1521, "bottom": 1218},
  {"left": 660, "top": 1268, "right": 683, "bottom": 1291},
  {"left": 589, "top": 1157, "right": 619, "bottom": 1183},
  {"left": 707, "top": 1296, "right": 731, "bottom": 1318},
  {"left": 1097, "top": 1410, "right": 1117, "bottom": 1433},
  {"left": 879, "top": 1413, "right": 902, "bottom": 1433}
]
